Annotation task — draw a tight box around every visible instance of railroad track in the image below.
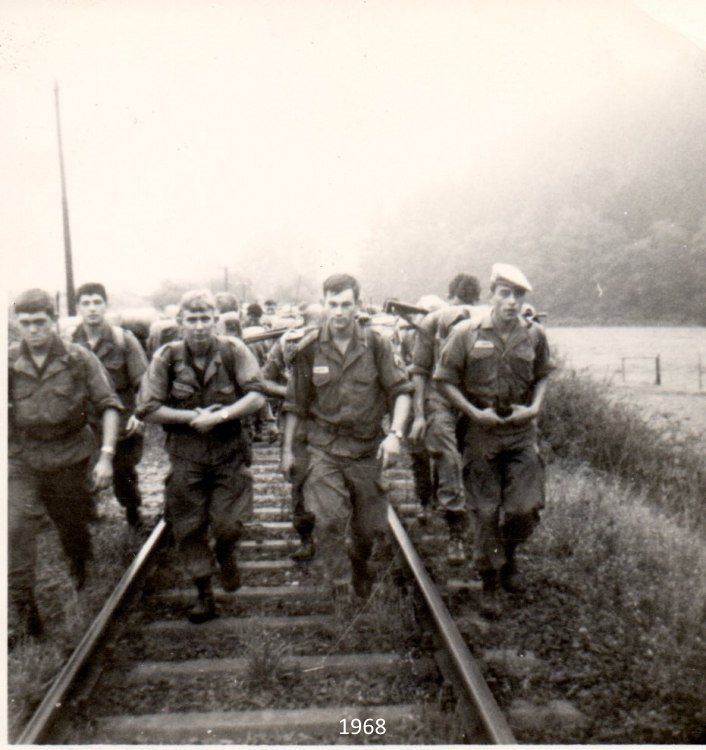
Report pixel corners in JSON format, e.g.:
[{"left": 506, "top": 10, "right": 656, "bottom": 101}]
[{"left": 17, "top": 444, "right": 515, "bottom": 745}]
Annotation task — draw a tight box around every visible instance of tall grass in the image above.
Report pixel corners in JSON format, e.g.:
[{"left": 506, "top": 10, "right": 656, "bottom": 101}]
[{"left": 539, "top": 366, "right": 705, "bottom": 530}]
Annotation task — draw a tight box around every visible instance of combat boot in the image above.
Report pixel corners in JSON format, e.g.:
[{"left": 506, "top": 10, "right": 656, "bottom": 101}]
[
  {"left": 447, "top": 537, "right": 467, "bottom": 566},
  {"left": 499, "top": 557, "right": 524, "bottom": 594},
  {"left": 11, "top": 595, "right": 44, "bottom": 646},
  {"left": 69, "top": 556, "right": 88, "bottom": 591},
  {"left": 188, "top": 577, "right": 218, "bottom": 623},
  {"left": 350, "top": 556, "right": 373, "bottom": 599},
  {"left": 478, "top": 571, "right": 503, "bottom": 620},
  {"left": 416, "top": 505, "right": 433, "bottom": 526},
  {"left": 216, "top": 542, "right": 241, "bottom": 592},
  {"left": 125, "top": 505, "right": 143, "bottom": 529},
  {"left": 290, "top": 534, "right": 316, "bottom": 563}
]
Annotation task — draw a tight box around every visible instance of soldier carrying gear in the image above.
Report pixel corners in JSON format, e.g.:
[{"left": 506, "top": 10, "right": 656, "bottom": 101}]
[
  {"left": 262, "top": 303, "right": 324, "bottom": 562},
  {"left": 434, "top": 264, "right": 554, "bottom": 619},
  {"left": 408, "top": 273, "right": 483, "bottom": 565},
  {"left": 137, "top": 290, "right": 266, "bottom": 623},
  {"left": 72, "top": 282, "right": 149, "bottom": 528},
  {"left": 9, "top": 289, "right": 122, "bottom": 642},
  {"left": 281, "top": 274, "right": 412, "bottom": 599}
]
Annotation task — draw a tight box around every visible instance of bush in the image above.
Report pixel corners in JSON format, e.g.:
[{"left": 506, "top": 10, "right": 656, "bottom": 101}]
[{"left": 539, "top": 367, "right": 705, "bottom": 530}]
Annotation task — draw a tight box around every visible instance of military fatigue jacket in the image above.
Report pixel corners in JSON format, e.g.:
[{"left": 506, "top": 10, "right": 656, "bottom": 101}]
[
  {"left": 433, "top": 312, "right": 554, "bottom": 431},
  {"left": 136, "top": 335, "right": 265, "bottom": 464},
  {"left": 72, "top": 322, "right": 147, "bottom": 428},
  {"left": 9, "top": 334, "right": 123, "bottom": 471},
  {"left": 284, "top": 321, "right": 412, "bottom": 459}
]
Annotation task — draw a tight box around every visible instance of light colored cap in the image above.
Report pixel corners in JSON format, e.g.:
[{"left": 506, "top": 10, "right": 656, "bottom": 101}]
[{"left": 490, "top": 263, "right": 532, "bottom": 292}]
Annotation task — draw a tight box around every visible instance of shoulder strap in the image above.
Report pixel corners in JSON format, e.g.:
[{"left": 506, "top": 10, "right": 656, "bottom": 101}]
[
  {"left": 111, "top": 325, "right": 126, "bottom": 350},
  {"left": 218, "top": 338, "right": 238, "bottom": 385}
]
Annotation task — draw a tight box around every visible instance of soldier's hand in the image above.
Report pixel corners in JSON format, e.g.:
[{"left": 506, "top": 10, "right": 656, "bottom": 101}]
[
  {"left": 281, "top": 447, "right": 296, "bottom": 482},
  {"left": 190, "top": 408, "right": 224, "bottom": 433},
  {"left": 504, "top": 405, "right": 536, "bottom": 426},
  {"left": 377, "top": 433, "right": 402, "bottom": 469},
  {"left": 409, "top": 416, "right": 427, "bottom": 443},
  {"left": 125, "top": 414, "right": 145, "bottom": 437},
  {"left": 92, "top": 454, "right": 114, "bottom": 491},
  {"left": 472, "top": 407, "right": 505, "bottom": 428}
]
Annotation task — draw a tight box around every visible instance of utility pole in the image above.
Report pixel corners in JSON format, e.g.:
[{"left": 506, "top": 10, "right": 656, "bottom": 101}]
[{"left": 54, "top": 82, "right": 76, "bottom": 316}]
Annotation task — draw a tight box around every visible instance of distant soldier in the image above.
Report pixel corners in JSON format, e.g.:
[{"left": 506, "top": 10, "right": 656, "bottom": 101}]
[
  {"left": 137, "top": 290, "right": 266, "bottom": 623},
  {"left": 262, "top": 303, "right": 324, "bottom": 561},
  {"left": 9, "top": 289, "right": 122, "bottom": 639},
  {"left": 409, "top": 274, "right": 482, "bottom": 564},
  {"left": 263, "top": 299, "right": 277, "bottom": 316},
  {"left": 245, "top": 302, "right": 266, "bottom": 329},
  {"left": 215, "top": 292, "right": 243, "bottom": 338},
  {"left": 281, "top": 274, "right": 412, "bottom": 597},
  {"left": 434, "top": 264, "right": 554, "bottom": 618},
  {"left": 72, "top": 283, "right": 149, "bottom": 527}
]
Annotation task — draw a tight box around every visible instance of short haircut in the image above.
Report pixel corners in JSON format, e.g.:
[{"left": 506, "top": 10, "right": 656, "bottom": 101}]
[
  {"left": 449, "top": 274, "right": 481, "bottom": 305},
  {"left": 247, "top": 302, "right": 263, "bottom": 319},
  {"left": 264, "top": 299, "right": 276, "bottom": 306},
  {"left": 14, "top": 288, "right": 56, "bottom": 318},
  {"left": 76, "top": 282, "right": 108, "bottom": 302},
  {"left": 215, "top": 291, "right": 239, "bottom": 313},
  {"left": 178, "top": 289, "right": 217, "bottom": 314},
  {"left": 323, "top": 273, "right": 360, "bottom": 301}
]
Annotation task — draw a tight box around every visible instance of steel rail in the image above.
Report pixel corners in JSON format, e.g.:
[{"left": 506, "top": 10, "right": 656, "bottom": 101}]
[
  {"left": 387, "top": 505, "right": 516, "bottom": 744},
  {"left": 17, "top": 518, "right": 168, "bottom": 744}
]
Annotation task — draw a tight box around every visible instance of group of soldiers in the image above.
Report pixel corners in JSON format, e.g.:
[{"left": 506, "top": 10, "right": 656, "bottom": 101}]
[{"left": 8, "top": 262, "right": 552, "bottom": 638}]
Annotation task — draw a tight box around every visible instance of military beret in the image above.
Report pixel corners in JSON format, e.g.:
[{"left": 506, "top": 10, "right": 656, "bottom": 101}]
[{"left": 490, "top": 263, "right": 532, "bottom": 292}]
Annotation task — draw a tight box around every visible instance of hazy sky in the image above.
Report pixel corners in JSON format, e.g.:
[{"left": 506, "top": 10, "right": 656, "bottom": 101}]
[{"left": 3, "top": 0, "right": 706, "bottom": 304}]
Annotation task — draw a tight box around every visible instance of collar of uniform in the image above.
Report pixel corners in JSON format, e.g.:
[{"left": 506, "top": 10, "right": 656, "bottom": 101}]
[
  {"left": 319, "top": 319, "right": 363, "bottom": 345},
  {"left": 184, "top": 337, "right": 221, "bottom": 385},
  {"left": 319, "top": 320, "right": 368, "bottom": 370},
  {"left": 15, "top": 334, "right": 69, "bottom": 379},
  {"left": 73, "top": 321, "right": 114, "bottom": 352}
]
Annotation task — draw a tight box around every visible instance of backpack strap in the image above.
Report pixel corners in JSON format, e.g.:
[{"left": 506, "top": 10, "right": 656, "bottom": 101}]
[
  {"left": 218, "top": 338, "right": 238, "bottom": 385},
  {"left": 111, "top": 324, "right": 126, "bottom": 351}
]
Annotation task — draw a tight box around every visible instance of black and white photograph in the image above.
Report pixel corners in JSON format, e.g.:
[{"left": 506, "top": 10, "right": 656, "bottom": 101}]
[{"left": 4, "top": 0, "right": 706, "bottom": 744}]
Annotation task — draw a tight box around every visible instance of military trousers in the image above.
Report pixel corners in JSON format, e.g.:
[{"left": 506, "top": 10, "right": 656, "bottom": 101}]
[
  {"left": 112, "top": 431, "right": 144, "bottom": 509},
  {"left": 303, "top": 446, "right": 388, "bottom": 583},
  {"left": 9, "top": 457, "right": 93, "bottom": 605},
  {"left": 462, "top": 424, "right": 544, "bottom": 573},
  {"left": 164, "top": 453, "right": 253, "bottom": 582},
  {"left": 424, "top": 395, "right": 465, "bottom": 515},
  {"left": 290, "top": 432, "right": 316, "bottom": 539},
  {"left": 406, "top": 440, "right": 437, "bottom": 508}
]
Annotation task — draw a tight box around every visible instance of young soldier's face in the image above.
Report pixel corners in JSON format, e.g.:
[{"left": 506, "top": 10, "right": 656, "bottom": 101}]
[
  {"left": 490, "top": 283, "right": 525, "bottom": 322},
  {"left": 16, "top": 311, "right": 55, "bottom": 351},
  {"left": 180, "top": 307, "right": 217, "bottom": 350},
  {"left": 323, "top": 288, "right": 357, "bottom": 334},
  {"left": 77, "top": 293, "right": 107, "bottom": 326}
]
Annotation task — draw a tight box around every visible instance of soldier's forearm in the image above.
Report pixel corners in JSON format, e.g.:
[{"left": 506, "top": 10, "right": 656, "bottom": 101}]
[
  {"left": 390, "top": 393, "right": 412, "bottom": 433},
  {"left": 100, "top": 408, "right": 121, "bottom": 451},
  {"left": 438, "top": 382, "right": 477, "bottom": 419},
  {"left": 221, "top": 391, "right": 266, "bottom": 422},
  {"left": 263, "top": 379, "right": 288, "bottom": 399},
  {"left": 528, "top": 377, "right": 549, "bottom": 414},
  {"left": 282, "top": 411, "right": 299, "bottom": 453},
  {"left": 412, "top": 374, "right": 427, "bottom": 418},
  {"left": 141, "top": 405, "right": 199, "bottom": 425}
]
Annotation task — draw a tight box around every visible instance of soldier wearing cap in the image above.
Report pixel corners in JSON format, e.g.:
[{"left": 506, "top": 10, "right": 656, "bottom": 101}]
[
  {"left": 72, "top": 282, "right": 149, "bottom": 528},
  {"left": 434, "top": 264, "right": 554, "bottom": 618},
  {"left": 408, "top": 274, "right": 483, "bottom": 561},
  {"left": 262, "top": 303, "right": 324, "bottom": 561},
  {"left": 136, "top": 290, "right": 266, "bottom": 623},
  {"left": 281, "top": 274, "right": 412, "bottom": 597},
  {"left": 9, "top": 289, "right": 123, "bottom": 640}
]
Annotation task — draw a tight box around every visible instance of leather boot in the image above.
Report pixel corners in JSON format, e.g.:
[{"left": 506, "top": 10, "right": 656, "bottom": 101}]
[
  {"left": 188, "top": 577, "right": 218, "bottom": 623},
  {"left": 12, "top": 595, "right": 44, "bottom": 646},
  {"left": 350, "top": 555, "right": 373, "bottom": 599},
  {"left": 499, "top": 556, "right": 523, "bottom": 593},
  {"left": 445, "top": 511, "right": 468, "bottom": 565},
  {"left": 479, "top": 570, "right": 503, "bottom": 619},
  {"left": 69, "top": 556, "right": 88, "bottom": 591},
  {"left": 215, "top": 542, "right": 241, "bottom": 592},
  {"left": 125, "top": 505, "right": 143, "bottom": 529},
  {"left": 290, "top": 534, "right": 316, "bottom": 562}
]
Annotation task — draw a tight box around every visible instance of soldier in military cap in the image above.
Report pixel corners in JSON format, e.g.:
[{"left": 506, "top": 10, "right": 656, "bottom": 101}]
[
  {"left": 262, "top": 303, "right": 324, "bottom": 561},
  {"left": 408, "top": 274, "right": 482, "bottom": 563},
  {"left": 9, "top": 289, "right": 123, "bottom": 640},
  {"left": 281, "top": 274, "right": 412, "bottom": 597},
  {"left": 137, "top": 290, "right": 266, "bottom": 622},
  {"left": 434, "top": 264, "right": 554, "bottom": 618},
  {"left": 72, "top": 282, "right": 149, "bottom": 527}
]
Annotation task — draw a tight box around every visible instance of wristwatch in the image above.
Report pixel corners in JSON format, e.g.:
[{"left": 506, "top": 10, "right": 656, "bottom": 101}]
[{"left": 388, "top": 428, "right": 404, "bottom": 439}]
